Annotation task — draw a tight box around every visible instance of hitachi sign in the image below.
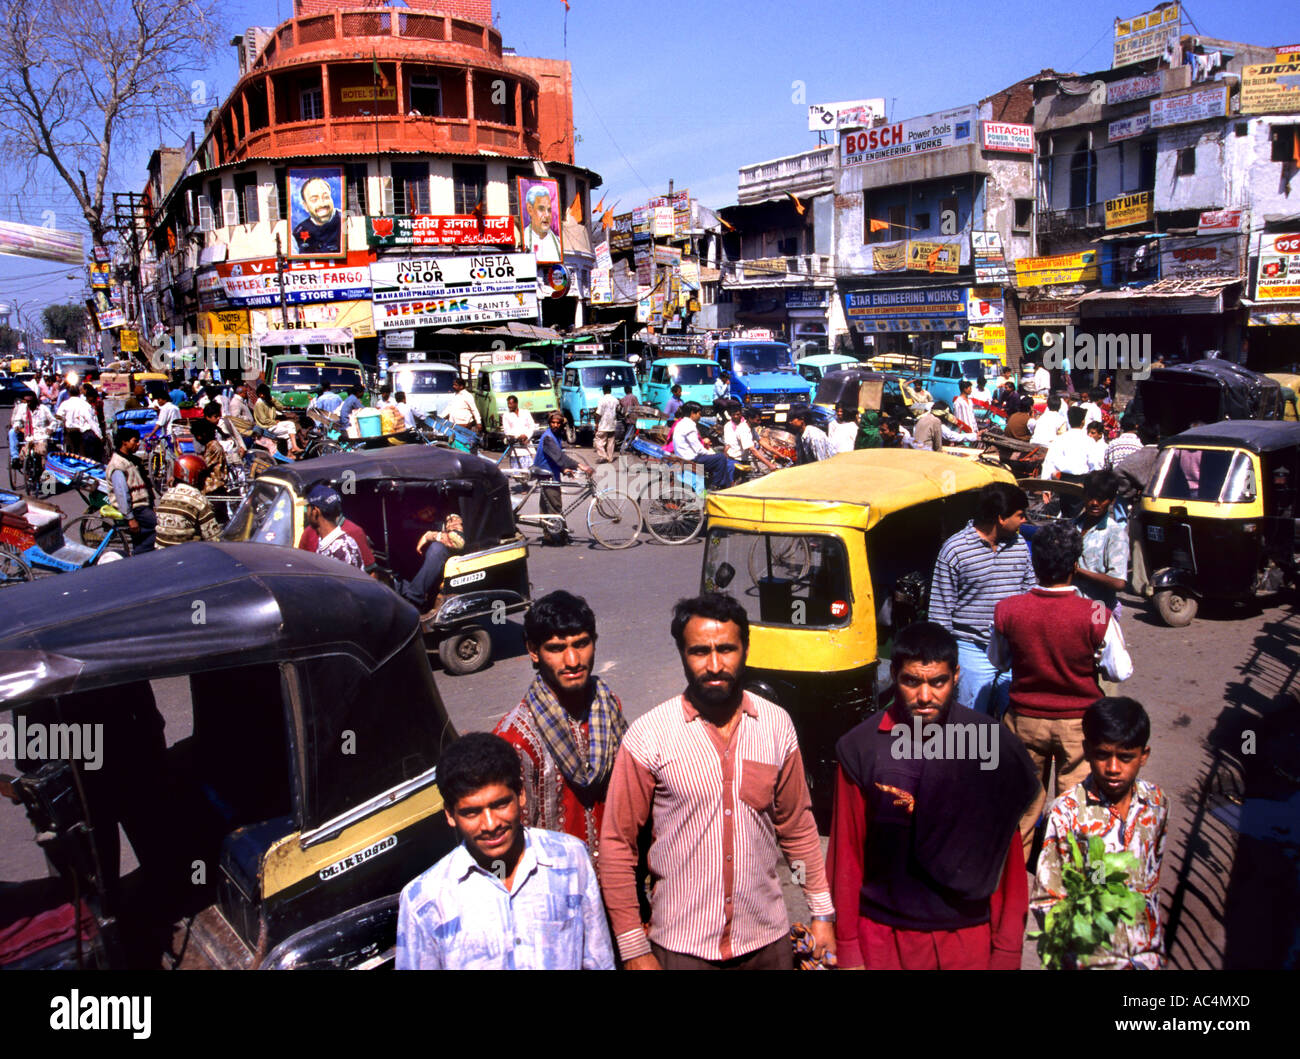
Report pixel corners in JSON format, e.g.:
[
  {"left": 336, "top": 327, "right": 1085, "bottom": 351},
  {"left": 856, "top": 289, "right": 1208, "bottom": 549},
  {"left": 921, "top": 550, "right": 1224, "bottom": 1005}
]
[{"left": 843, "top": 124, "right": 904, "bottom": 154}]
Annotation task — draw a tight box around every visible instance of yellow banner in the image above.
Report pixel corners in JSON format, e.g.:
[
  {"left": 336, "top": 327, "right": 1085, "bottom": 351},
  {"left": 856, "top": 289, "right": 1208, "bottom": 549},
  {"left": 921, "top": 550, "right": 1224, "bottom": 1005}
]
[
  {"left": 293, "top": 299, "right": 376, "bottom": 339},
  {"left": 1104, "top": 191, "right": 1153, "bottom": 230},
  {"left": 340, "top": 86, "right": 396, "bottom": 103},
  {"left": 1015, "top": 250, "right": 1099, "bottom": 287},
  {"left": 979, "top": 324, "right": 1006, "bottom": 359},
  {"left": 199, "top": 309, "right": 250, "bottom": 336},
  {"left": 119, "top": 329, "right": 139, "bottom": 352},
  {"left": 906, "top": 240, "right": 961, "bottom": 274},
  {"left": 872, "top": 242, "right": 906, "bottom": 272},
  {"left": 1241, "top": 62, "right": 1300, "bottom": 115}
]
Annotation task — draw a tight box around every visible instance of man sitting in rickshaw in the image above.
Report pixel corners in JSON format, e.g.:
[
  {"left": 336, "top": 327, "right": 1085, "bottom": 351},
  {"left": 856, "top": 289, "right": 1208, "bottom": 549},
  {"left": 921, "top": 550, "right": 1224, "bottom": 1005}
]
[{"left": 391, "top": 507, "right": 465, "bottom": 614}]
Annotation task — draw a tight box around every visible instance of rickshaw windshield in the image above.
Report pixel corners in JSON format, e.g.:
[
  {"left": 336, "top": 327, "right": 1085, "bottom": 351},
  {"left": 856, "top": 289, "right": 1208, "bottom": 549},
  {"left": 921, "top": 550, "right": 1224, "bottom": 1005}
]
[
  {"left": 814, "top": 377, "right": 856, "bottom": 406},
  {"left": 393, "top": 368, "right": 457, "bottom": 394},
  {"left": 667, "top": 363, "right": 716, "bottom": 385},
  {"left": 703, "top": 529, "right": 851, "bottom": 629},
  {"left": 223, "top": 480, "right": 297, "bottom": 545},
  {"left": 1151, "top": 447, "right": 1256, "bottom": 503}
]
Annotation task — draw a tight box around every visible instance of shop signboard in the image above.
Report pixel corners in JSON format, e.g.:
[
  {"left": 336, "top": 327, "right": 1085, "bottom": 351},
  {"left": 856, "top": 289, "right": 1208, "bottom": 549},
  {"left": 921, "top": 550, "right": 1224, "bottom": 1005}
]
[
  {"left": 1108, "top": 112, "right": 1151, "bottom": 142},
  {"left": 1106, "top": 72, "right": 1163, "bottom": 104},
  {"left": 906, "top": 240, "right": 961, "bottom": 274},
  {"left": 808, "top": 98, "right": 886, "bottom": 131},
  {"left": 843, "top": 286, "right": 967, "bottom": 333},
  {"left": 841, "top": 105, "right": 977, "bottom": 167},
  {"left": 1256, "top": 233, "right": 1300, "bottom": 301},
  {"left": 979, "top": 122, "right": 1034, "bottom": 153},
  {"left": 1149, "top": 84, "right": 1228, "bottom": 128},
  {"left": 217, "top": 251, "right": 372, "bottom": 308},
  {"left": 1104, "top": 190, "right": 1153, "bottom": 230},
  {"left": 1113, "top": 3, "right": 1180, "bottom": 68},
  {"left": 1241, "top": 61, "right": 1300, "bottom": 115},
  {"left": 1014, "top": 250, "right": 1099, "bottom": 287}
]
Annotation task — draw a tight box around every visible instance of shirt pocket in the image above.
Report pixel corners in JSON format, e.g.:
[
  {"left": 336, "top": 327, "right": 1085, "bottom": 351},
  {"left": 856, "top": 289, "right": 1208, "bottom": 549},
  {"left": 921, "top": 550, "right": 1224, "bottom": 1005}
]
[{"left": 738, "top": 759, "right": 779, "bottom": 814}]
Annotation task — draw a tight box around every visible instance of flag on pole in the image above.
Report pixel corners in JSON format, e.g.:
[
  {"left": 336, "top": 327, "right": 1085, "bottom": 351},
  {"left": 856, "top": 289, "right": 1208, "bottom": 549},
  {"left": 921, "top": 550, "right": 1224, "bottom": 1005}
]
[
  {"left": 868, "top": 218, "right": 891, "bottom": 232},
  {"left": 787, "top": 192, "right": 805, "bottom": 216},
  {"left": 601, "top": 209, "right": 614, "bottom": 230},
  {"left": 567, "top": 195, "right": 582, "bottom": 224},
  {"left": 719, "top": 218, "right": 735, "bottom": 232},
  {"left": 593, "top": 195, "right": 605, "bottom": 216}
]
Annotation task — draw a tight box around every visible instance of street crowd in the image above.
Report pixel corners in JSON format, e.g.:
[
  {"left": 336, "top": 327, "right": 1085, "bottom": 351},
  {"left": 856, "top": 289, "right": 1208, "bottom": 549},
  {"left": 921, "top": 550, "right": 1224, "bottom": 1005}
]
[{"left": 394, "top": 476, "right": 1165, "bottom": 972}]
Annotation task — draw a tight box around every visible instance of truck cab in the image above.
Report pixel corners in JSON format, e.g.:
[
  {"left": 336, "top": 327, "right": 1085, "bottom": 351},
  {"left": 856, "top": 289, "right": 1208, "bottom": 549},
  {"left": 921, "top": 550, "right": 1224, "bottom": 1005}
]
[
  {"left": 558, "top": 358, "right": 640, "bottom": 443},
  {"left": 52, "top": 353, "right": 100, "bottom": 381},
  {"left": 641, "top": 357, "right": 718, "bottom": 414},
  {"left": 713, "top": 340, "right": 813, "bottom": 424},
  {"left": 918, "top": 351, "right": 1006, "bottom": 408},
  {"left": 795, "top": 353, "right": 860, "bottom": 389},
  {"left": 266, "top": 354, "right": 368, "bottom": 411},
  {"left": 473, "top": 360, "right": 558, "bottom": 447}
]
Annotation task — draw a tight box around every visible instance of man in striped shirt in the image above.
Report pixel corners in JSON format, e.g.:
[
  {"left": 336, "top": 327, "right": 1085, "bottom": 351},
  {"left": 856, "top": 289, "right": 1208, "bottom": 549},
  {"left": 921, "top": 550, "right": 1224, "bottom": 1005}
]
[
  {"left": 929, "top": 482, "right": 1036, "bottom": 716},
  {"left": 598, "top": 592, "right": 834, "bottom": 969}
]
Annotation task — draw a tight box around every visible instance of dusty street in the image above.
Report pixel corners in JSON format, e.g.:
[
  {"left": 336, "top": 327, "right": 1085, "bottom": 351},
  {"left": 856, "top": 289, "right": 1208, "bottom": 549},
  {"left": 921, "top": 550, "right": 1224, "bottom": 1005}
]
[{"left": 2, "top": 435, "right": 1297, "bottom": 967}]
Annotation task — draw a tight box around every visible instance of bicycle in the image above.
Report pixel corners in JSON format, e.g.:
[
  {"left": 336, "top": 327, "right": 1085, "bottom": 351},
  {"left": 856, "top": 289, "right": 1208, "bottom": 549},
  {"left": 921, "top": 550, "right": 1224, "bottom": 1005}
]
[
  {"left": 7, "top": 437, "right": 44, "bottom": 496},
  {"left": 63, "top": 471, "right": 134, "bottom": 558},
  {"left": 503, "top": 464, "right": 642, "bottom": 549}
]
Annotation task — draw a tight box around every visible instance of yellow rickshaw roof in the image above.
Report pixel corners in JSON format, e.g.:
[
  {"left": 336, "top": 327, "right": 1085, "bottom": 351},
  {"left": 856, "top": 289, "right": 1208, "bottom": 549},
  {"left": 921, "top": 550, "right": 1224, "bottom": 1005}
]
[{"left": 707, "top": 449, "right": 1016, "bottom": 530}]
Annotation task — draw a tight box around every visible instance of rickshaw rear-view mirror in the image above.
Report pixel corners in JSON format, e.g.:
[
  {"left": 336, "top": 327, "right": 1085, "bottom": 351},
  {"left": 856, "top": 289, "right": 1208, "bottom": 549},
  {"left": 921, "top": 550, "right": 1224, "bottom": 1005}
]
[{"left": 714, "top": 561, "right": 736, "bottom": 590}]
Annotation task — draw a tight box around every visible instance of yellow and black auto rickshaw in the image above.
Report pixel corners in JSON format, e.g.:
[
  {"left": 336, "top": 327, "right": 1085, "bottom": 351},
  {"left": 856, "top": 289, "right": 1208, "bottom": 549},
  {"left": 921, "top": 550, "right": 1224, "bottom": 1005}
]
[
  {"left": 702, "top": 448, "right": 1019, "bottom": 819},
  {"left": 223, "top": 444, "right": 530, "bottom": 674},
  {"left": 1139, "top": 420, "right": 1300, "bottom": 627},
  {"left": 0, "top": 543, "right": 458, "bottom": 969}
]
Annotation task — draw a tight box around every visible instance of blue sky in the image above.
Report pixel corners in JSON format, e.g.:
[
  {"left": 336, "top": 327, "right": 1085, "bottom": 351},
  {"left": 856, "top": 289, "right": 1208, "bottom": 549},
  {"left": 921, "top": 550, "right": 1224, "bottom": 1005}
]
[{"left": 2, "top": 0, "right": 1297, "bottom": 324}]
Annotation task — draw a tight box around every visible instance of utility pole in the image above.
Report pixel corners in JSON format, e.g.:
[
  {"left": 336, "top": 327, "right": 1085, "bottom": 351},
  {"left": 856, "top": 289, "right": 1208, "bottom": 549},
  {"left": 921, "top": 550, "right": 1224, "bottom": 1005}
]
[
  {"left": 275, "top": 231, "right": 290, "bottom": 330},
  {"left": 112, "top": 191, "right": 149, "bottom": 370}
]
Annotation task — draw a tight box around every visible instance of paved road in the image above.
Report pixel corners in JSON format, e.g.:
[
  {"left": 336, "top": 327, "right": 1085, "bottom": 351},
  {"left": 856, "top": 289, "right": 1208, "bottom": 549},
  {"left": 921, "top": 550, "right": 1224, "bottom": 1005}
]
[{"left": 2, "top": 431, "right": 1296, "bottom": 967}]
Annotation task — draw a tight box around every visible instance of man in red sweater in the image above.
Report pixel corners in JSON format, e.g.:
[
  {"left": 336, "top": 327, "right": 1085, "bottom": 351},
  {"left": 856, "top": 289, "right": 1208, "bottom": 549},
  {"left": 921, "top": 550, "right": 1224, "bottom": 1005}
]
[
  {"left": 988, "top": 520, "right": 1133, "bottom": 859},
  {"left": 827, "top": 622, "right": 1039, "bottom": 969}
]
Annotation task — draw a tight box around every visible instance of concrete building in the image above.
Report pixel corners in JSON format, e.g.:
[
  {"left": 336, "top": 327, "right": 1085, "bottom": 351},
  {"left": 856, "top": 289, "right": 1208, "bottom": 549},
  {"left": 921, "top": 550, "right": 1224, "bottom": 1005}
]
[
  {"left": 1026, "top": 34, "right": 1299, "bottom": 369},
  {"left": 138, "top": 0, "right": 600, "bottom": 370}
]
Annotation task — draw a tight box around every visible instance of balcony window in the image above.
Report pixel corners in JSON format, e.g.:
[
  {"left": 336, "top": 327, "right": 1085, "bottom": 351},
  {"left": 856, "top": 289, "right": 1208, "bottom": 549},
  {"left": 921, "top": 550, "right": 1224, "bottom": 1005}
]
[
  {"left": 1139, "top": 139, "right": 1156, "bottom": 190},
  {"left": 409, "top": 76, "right": 442, "bottom": 118},
  {"left": 1177, "top": 147, "right": 1196, "bottom": 176},
  {"left": 391, "top": 162, "right": 429, "bottom": 216},
  {"left": 1271, "top": 125, "right": 1300, "bottom": 163},
  {"left": 1069, "top": 150, "right": 1096, "bottom": 209},
  {"left": 234, "top": 173, "right": 259, "bottom": 225},
  {"left": 300, "top": 84, "right": 323, "bottom": 122},
  {"left": 1014, "top": 198, "right": 1032, "bottom": 230}
]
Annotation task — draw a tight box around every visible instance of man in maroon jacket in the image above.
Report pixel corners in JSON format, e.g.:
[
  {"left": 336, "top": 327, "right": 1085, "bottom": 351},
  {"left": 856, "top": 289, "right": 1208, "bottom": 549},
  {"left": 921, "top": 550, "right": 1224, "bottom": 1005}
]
[
  {"left": 988, "top": 520, "right": 1133, "bottom": 859},
  {"left": 827, "top": 622, "right": 1038, "bottom": 969}
]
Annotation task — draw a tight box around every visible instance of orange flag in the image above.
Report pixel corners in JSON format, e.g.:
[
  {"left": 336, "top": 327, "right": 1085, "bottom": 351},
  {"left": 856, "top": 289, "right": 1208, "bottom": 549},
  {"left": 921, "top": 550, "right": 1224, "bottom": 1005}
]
[
  {"left": 719, "top": 218, "right": 735, "bottom": 232},
  {"left": 601, "top": 209, "right": 614, "bottom": 230},
  {"left": 869, "top": 218, "right": 891, "bottom": 232},
  {"left": 567, "top": 195, "right": 582, "bottom": 224},
  {"left": 787, "top": 192, "right": 805, "bottom": 216},
  {"left": 593, "top": 195, "right": 605, "bottom": 216}
]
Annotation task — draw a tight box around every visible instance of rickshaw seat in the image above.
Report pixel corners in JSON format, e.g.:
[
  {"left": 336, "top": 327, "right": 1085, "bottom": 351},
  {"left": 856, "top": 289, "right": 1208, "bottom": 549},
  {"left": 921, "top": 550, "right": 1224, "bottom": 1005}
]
[{"left": 219, "top": 815, "right": 296, "bottom": 902}]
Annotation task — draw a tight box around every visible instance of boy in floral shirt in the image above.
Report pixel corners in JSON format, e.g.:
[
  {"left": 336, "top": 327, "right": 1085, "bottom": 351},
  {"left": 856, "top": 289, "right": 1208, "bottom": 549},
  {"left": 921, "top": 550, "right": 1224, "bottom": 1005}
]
[{"left": 1032, "top": 697, "right": 1168, "bottom": 968}]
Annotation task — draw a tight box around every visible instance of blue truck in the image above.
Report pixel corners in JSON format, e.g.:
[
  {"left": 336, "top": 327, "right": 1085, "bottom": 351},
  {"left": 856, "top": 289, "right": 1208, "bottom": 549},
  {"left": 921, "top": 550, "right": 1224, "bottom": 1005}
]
[
  {"left": 558, "top": 358, "right": 641, "bottom": 443},
  {"left": 712, "top": 340, "right": 814, "bottom": 424}
]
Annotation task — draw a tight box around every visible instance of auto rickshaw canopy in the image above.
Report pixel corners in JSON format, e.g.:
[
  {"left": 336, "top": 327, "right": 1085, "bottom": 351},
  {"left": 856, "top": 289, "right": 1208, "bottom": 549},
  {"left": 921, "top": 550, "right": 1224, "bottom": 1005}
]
[
  {"left": 707, "top": 449, "right": 1016, "bottom": 531},
  {"left": 262, "top": 444, "right": 516, "bottom": 549},
  {"left": 1159, "top": 420, "right": 1300, "bottom": 454},
  {"left": 813, "top": 368, "right": 889, "bottom": 409},
  {"left": 0, "top": 543, "right": 420, "bottom": 705}
]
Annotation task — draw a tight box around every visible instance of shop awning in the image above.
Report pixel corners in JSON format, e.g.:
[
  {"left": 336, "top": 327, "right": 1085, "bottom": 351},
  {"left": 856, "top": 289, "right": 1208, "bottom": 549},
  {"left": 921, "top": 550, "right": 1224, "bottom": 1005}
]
[
  {"left": 1016, "top": 295, "right": 1081, "bottom": 327},
  {"left": 1078, "top": 276, "right": 1239, "bottom": 316}
]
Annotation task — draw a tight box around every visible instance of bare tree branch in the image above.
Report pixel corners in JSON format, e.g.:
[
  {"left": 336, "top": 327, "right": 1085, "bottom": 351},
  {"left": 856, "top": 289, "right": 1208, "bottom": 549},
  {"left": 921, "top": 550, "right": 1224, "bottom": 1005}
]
[{"left": 0, "top": 0, "right": 224, "bottom": 243}]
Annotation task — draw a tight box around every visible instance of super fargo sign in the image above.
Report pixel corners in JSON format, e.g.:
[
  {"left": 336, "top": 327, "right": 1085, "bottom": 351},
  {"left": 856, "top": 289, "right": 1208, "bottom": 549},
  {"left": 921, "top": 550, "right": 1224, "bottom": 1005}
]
[{"left": 841, "top": 106, "right": 976, "bottom": 166}]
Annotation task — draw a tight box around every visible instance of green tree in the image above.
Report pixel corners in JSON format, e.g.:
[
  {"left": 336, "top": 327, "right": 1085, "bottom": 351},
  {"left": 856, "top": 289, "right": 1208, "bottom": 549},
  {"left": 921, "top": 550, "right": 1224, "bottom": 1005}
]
[
  {"left": 0, "top": 323, "right": 20, "bottom": 355},
  {"left": 42, "top": 302, "right": 87, "bottom": 347}
]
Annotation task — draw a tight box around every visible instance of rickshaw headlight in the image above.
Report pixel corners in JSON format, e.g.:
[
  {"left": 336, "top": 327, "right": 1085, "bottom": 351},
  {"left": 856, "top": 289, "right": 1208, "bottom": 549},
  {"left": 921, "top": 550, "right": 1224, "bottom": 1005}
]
[{"left": 1242, "top": 523, "right": 1256, "bottom": 534}]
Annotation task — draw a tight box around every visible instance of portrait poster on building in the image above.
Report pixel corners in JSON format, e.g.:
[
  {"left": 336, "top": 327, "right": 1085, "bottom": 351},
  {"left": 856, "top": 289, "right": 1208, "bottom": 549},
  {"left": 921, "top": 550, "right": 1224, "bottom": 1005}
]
[
  {"left": 288, "top": 167, "right": 346, "bottom": 259},
  {"left": 516, "top": 177, "right": 563, "bottom": 264}
]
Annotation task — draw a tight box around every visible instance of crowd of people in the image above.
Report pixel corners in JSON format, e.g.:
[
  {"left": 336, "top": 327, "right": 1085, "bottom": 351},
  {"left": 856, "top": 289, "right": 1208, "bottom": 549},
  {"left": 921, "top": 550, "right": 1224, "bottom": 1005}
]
[{"left": 395, "top": 477, "right": 1163, "bottom": 972}]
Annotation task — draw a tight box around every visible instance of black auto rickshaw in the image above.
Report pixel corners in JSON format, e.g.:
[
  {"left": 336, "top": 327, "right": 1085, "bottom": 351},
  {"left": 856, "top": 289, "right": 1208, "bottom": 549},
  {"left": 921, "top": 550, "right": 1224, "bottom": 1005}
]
[
  {"left": 222, "top": 445, "right": 530, "bottom": 674},
  {"left": 1133, "top": 359, "right": 1282, "bottom": 437},
  {"left": 1139, "top": 421, "right": 1300, "bottom": 626},
  {"left": 0, "top": 544, "right": 458, "bottom": 969},
  {"left": 809, "top": 368, "right": 902, "bottom": 428}
]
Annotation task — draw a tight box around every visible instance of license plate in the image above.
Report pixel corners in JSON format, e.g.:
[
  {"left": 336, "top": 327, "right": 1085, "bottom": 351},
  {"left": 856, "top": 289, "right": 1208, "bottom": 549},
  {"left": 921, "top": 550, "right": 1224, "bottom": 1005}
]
[
  {"left": 774, "top": 413, "right": 787, "bottom": 423},
  {"left": 1146, "top": 525, "right": 1164, "bottom": 541}
]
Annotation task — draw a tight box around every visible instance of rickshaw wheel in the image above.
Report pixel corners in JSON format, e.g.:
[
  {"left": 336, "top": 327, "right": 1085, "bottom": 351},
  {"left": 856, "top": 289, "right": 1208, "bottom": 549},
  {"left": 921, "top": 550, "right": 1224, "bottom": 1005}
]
[
  {"left": 438, "top": 625, "right": 492, "bottom": 675},
  {"left": 68, "top": 512, "right": 132, "bottom": 558},
  {"left": 562, "top": 416, "right": 577, "bottom": 446},
  {"left": 1153, "top": 588, "right": 1198, "bottom": 628},
  {"left": 0, "top": 547, "right": 33, "bottom": 588}
]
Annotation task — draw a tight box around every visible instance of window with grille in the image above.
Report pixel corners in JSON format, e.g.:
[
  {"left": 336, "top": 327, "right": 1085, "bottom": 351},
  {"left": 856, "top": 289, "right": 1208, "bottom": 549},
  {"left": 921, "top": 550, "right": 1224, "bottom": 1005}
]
[
  {"left": 234, "top": 173, "right": 259, "bottom": 224},
  {"left": 453, "top": 164, "right": 486, "bottom": 214},
  {"left": 391, "top": 162, "right": 429, "bottom": 215},
  {"left": 345, "top": 163, "right": 369, "bottom": 214}
]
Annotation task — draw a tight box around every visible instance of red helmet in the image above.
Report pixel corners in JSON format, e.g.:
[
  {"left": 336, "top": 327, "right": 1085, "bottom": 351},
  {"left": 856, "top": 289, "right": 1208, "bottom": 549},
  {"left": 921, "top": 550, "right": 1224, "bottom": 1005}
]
[{"left": 173, "top": 453, "right": 207, "bottom": 487}]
